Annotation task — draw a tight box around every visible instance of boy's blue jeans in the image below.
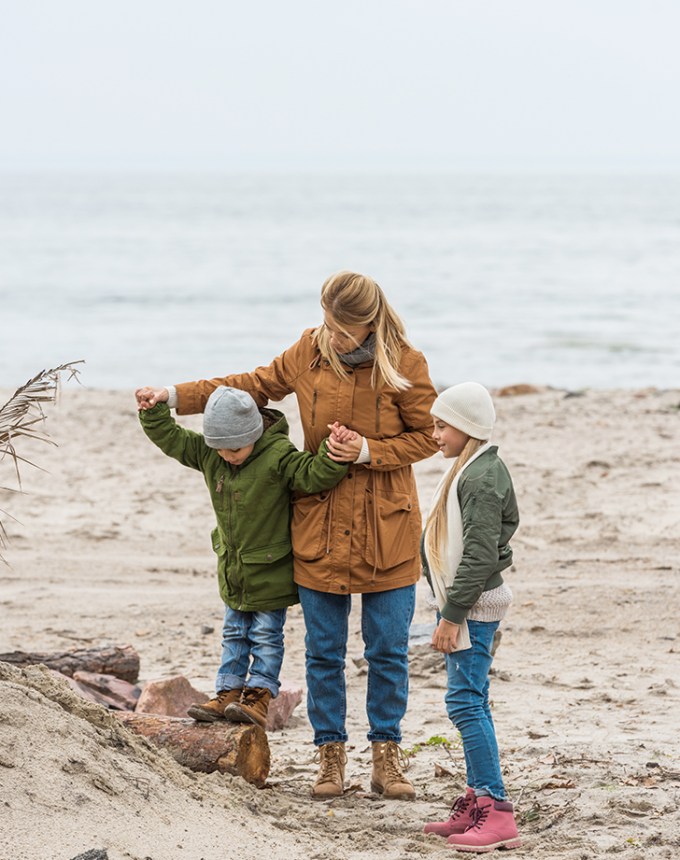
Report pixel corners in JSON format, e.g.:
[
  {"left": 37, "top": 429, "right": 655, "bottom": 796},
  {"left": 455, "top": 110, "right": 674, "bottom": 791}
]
[
  {"left": 444, "top": 618, "right": 506, "bottom": 800},
  {"left": 215, "top": 606, "right": 287, "bottom": 698},
  {"left": 298, "top": 584, "right": 415, "bottom": 746}
]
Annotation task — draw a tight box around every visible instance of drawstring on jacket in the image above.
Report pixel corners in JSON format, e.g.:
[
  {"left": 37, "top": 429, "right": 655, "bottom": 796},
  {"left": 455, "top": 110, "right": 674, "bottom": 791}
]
[{"left": 370, "top": 471, "right": 379, "bottom": 583}]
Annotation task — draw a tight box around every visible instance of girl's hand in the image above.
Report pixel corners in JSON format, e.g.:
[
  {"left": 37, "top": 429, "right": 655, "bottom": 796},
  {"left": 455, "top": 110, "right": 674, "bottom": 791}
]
[
  {"left": 431, "top": 618, "right": 460, "bottom": 654},
  {"left": 135, "top": 387, "right": 169, "bottom": 411}
]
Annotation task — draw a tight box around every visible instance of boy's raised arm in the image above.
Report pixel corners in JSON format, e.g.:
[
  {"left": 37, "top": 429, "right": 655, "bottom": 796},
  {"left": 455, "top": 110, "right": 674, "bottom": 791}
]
[{"left": 137, "top": 400, "right": 206, "bottom": 472}]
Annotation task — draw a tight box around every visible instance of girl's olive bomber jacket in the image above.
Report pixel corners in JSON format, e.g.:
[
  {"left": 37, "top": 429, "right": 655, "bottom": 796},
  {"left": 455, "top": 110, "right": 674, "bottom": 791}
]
[
  {"left": 421, "top": 447, "right": 519, "bottom": 625},
  {"left": 139, "top": 403, "right": 348, "bottom": 612}
]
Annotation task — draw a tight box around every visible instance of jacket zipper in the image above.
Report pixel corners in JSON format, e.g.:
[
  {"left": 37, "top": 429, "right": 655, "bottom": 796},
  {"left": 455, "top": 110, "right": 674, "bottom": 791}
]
[
  {"left": 311, "top": 388, "right": 318, "bottom": 426},
  {"left": 224, "top": 468, "right": 245, "bottom": 610},
  {"left": 375, "top": 395, "right": 382, "bottom": 434}
]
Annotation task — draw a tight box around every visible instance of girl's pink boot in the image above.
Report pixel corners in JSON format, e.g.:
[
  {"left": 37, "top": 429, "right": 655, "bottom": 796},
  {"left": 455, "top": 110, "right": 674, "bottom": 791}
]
[
  {"left": 446, "top": 795, "right": 522, "bottom": 852},
  {"left": 423, "top": 787, "right": 477, "bottom": 837}
]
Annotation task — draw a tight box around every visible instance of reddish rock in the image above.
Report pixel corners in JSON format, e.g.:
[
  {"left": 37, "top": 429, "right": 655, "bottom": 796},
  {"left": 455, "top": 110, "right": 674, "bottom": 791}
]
[
  {"left": 50, "top": 670, "right": 102, "bottom": 705},
  {"left": 73, "top": 671, "right": 142, "bottom": 710},
  {"left": 496, "top": 384, "right": 542, "bottom": 397},
  {"left": 267, "top": 680, "right": 303, "bottom": 731},
  {"left": 135, "top": 675, "right": 208, "bottom": 717}
]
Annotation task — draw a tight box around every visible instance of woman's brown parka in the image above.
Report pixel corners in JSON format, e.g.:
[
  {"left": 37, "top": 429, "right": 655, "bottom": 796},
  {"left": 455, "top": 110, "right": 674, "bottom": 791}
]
[{"left": 175, "top": 328, "right": 439, "bottom": 594}]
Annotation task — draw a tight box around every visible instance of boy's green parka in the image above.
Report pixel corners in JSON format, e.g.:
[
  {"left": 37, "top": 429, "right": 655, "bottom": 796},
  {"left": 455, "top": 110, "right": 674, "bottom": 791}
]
[{"left": 139, "top": 403, "right": 348, "bottom": 611}]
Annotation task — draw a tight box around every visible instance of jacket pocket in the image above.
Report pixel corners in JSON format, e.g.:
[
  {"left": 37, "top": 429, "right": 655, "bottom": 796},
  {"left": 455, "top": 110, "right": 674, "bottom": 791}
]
[
  {"left": 240, "top": 540, "right": 295, "bottom": 605},
  {"left": 364, "top": 489, "right": 418, "bottom": 570},
  {"left": 240, "top": 540, "right": 292, "bottom": 566},
  {"left": 291, "top": 492, "right": 331, "bottom": 561}
]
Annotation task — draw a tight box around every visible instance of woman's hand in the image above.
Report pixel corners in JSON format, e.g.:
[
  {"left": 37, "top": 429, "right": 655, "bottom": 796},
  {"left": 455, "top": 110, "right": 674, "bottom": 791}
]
[
  {"left": 431, "top": 618, "right": 461, "bottom": 654},
  {"left": 327, "top": 422, "right": 363, "bottom": 462},
  {"left": 135, "top": 387, "right": 169, "bottom": 411}
]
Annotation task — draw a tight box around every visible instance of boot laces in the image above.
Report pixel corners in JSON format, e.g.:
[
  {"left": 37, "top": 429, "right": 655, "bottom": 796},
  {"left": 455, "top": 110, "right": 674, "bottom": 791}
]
[
  {"left": 314, "top": 743, "right": 346, "bottom": 783},
  {"left": 469, "top": 803, "right": 489, "bottom": 831},
  {"left": 450, "top": 793, "right": 472, "bottom": 820},
  {"left": 242, "top": 688, "right": 267, "bottom": 706},
  {"left": 215, "top": 689, "right": 238, "bottom": 706},
  {"left": 383, "top": 742, "right": 410, "bottom": 782}
]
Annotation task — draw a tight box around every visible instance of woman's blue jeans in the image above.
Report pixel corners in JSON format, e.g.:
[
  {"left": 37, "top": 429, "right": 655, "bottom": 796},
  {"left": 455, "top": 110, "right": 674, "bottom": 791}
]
[
  {"left": 299, "top": 584, "right": 415, "bottom": 746},
  {"left": 215, "top": 606, "right": 287, "bottom": 698},
  {"left": 444, "top": 618, "right": 506, "bottom": 800}
]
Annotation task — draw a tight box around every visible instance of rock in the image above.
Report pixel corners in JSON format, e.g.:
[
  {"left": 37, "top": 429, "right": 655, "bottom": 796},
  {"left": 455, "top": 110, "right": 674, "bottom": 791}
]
[
  {"left": 72, "top": 671, "right": 142, "bottom": 711},
  {"left": 135, "top": 675, "right": 208, "bottom": 717},
  {"left": 267, "top": 680, "right": 303, "bottom": 731},
  {"left": 70, "top": 851, "right": 108, "bottom": 860},
  {"left": 49, "top": 670, "right": 103, "bottom": 705},
  {"left": 201, "top": 624, "right": 215, "bottom": 635},
  {"left": 496, "top": 384, "right": 542, "bottom": 397}
]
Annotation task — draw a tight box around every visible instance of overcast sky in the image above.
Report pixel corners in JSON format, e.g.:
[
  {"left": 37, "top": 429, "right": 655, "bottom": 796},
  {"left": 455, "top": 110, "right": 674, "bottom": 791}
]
[{"left": 1, "top": 0, "right": 679, "bottom": 172}]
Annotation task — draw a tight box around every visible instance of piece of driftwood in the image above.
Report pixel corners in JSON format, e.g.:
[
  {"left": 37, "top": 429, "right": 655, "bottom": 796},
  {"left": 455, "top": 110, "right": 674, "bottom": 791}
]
[
  {"left": 116, "top": 713, "right": 270, "bottom": 787},
  {"left": 0, "top": 644, "right": 140, "bottom": 683}
]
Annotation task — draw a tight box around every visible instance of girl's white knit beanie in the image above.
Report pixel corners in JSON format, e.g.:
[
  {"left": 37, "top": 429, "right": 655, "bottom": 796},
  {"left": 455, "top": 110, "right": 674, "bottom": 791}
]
[{"left": 430, "top": 382, "right": 496, "bottom": 440}]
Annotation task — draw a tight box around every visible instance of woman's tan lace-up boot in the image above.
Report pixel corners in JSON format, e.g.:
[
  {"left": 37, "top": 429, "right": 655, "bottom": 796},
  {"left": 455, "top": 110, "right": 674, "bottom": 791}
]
[
  {"left": 311, "top": 742, "right": 347, "bottom": 798},
  {"left": 371, "top": 741, "right": 416, "bottom": 800}
]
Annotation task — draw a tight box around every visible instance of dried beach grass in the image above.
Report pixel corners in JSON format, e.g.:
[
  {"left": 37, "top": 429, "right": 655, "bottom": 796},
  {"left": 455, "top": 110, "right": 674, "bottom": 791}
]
[{"left": 0, "top": 361, "right": 84, "bottom": 561}]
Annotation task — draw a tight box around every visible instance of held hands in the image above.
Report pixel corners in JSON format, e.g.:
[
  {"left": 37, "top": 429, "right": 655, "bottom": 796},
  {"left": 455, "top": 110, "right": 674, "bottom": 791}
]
[
  {"left": 135, "top": 387, "right": 169, "bottom": 411},
  {"left": 326, "top": 421, "right": 363, "bottom": 463},
  {"left": 431, "top": 618, "right": 460, "bottom": 654}
]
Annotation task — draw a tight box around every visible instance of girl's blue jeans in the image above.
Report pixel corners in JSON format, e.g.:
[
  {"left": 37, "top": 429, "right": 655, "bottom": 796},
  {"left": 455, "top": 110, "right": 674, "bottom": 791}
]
[
  {"left": 444, "top": 618, "right": 506, "bottom": 801},
  {"left": 215, "top": 605, "right": 287, "bottom": 698},
  {"left": 299, "top": 584, "right": 415, "bottom": 746}
]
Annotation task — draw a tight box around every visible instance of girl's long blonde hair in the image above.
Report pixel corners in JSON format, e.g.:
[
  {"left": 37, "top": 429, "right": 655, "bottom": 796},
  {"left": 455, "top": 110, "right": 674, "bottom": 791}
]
[
  {"left": 314, "top": 271, "right": 412, "bottom": 391},
  {"left": 424, "top": 436, "right": 486, "bottom": 574}
]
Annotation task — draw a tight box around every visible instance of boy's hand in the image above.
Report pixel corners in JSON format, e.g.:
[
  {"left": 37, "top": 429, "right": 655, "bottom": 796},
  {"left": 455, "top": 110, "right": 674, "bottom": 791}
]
[
  {"left": 327, "top": 422, "right": 362, "bottom": 463},
  {"left": 135, "top": 387, "right": 169, "bottom": 411},
  {"left": 431, "top": 618, "right": 460, "bottom": 654},
  {"left": 328, "top": 421, "right": 359, "bottom": 443}
]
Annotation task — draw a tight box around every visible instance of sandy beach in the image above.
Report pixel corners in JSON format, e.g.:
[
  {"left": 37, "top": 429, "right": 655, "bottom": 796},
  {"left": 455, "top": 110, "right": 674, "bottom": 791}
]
[{"left": 1, "top": 383, "right": 679, "bottom": 860}]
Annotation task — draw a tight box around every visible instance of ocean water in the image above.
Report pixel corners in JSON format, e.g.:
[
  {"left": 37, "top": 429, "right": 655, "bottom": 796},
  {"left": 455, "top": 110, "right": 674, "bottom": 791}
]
[{"left": 1, "top": 172, "right": 678, "bottom": 392}]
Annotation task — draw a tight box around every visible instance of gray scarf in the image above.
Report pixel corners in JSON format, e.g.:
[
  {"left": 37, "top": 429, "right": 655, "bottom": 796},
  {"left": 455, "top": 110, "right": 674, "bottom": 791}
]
[{"left": 337, "top": 332, "right": 376, "bottom": 367}]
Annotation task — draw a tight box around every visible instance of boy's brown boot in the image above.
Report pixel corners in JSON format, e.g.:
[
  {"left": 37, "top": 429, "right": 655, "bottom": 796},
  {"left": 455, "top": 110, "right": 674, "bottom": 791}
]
[
  {"left": 311, "top": 741, "right": 347, "bottom": 798},
  {"left": 371, "top": 741, "right": 416, "bottom": 800},
  {"left": 223, "top": 687, "right": 272, "bottom": 729},
  {"left": 187, "top": 688, "right": 242, "bottom": 722}
]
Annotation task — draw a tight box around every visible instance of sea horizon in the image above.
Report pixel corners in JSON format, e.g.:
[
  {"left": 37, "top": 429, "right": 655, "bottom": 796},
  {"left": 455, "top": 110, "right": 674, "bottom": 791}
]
[{"left": 2, "top": 171, "right": 678, "bottom": 391}]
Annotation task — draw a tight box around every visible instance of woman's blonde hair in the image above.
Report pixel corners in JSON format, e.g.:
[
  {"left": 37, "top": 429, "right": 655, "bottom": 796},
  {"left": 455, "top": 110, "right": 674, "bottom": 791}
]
[
  {"left": 424, "top": 436, "right": 486, "bottom": 574},
  {"left": 314, "top": 271, "right": 412, "bottom": 391}
]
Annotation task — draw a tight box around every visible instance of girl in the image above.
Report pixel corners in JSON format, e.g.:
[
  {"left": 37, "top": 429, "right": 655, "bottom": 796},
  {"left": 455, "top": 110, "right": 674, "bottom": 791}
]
[
  {"left": 421, "top": 382, "right": 522, "bottom": 852},
  {"left": 135, "top": 271, "right": 439, "bottom": 800}
]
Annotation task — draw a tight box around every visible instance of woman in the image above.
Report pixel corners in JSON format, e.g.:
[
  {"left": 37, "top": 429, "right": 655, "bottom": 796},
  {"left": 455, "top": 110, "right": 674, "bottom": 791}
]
[{"left": 136, "top": 271, "right": 438, "bottom": 799}]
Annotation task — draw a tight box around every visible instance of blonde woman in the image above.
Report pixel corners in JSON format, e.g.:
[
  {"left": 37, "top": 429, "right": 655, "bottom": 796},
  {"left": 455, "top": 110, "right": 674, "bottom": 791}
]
[
  {"left": 136, "top": 271, "right": 438, "bottom": 800},
  {"left": 421, "top": 382, "right": 521, "bottom": 852}
]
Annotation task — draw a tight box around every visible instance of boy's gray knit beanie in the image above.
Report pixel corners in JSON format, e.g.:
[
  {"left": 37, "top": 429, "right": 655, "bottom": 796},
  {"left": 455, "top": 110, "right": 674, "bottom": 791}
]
[
  {"left": 203, "top": 386, "right": 263, "bottom": 449},
  {"left": 430, "top": 382, "right": 496, "bottom": 440}
]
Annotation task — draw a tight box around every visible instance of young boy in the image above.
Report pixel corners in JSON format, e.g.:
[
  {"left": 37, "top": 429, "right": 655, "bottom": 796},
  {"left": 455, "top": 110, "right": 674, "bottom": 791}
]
[{"left": 137, "top": 385, "right": 349, "bottom": 729}]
